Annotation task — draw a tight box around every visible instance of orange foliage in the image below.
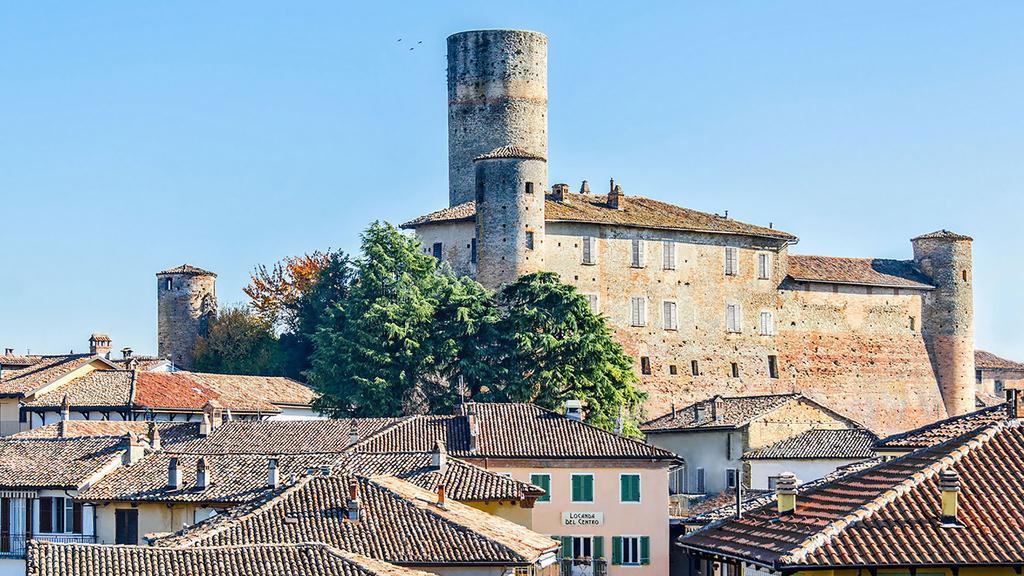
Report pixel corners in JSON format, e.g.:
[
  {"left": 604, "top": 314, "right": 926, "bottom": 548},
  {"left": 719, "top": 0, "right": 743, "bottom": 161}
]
[{"left": 244, "top": 251, "right": 333, "bottom": 328}]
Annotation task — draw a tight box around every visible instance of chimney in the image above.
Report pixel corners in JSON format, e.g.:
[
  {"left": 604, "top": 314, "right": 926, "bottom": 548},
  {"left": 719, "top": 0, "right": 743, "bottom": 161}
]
[
  {"left": 196, "top": 457, "right": 209, "bottom": 490},
  {"left": 57, "top": 420, "right": 66, "bottom": 438},
  {"left": 776, "top": 472, "right": 798, "bottom": 516},
  {"left": 346, "top": 478, "right": 361, "bottom": 520},
  {"left": 200, "top": 400, "right": 224, "bottom": 436},
  {"left": 121, "top": 347, "right": 133, "bottom": 360},
  {"left": 580, "top": 180, "right": 590, "bottom": 194},
  {"left": 122, "top": 433, "right": 145, "bottom": 465},
  {"left": 436, "top": 482, "right": 447, "bottom": 508},
  {"left": 147, "top": 421, "right": 162, "bottom": 451},
  {"left": 671, "top": 402, "right": 677, "bottom": 419},
  {"left": 431, "top": 440, "right": 447, "bottom": 472},
  {"left": 564, "top": 399, "right": 584, "bottom": 422},
  {"left": 167, "top": 457, "right": 181, "bottom": 489},
  {"left": 3, "top": 348, "right": 12, "bottom": 356},
  {"left": 348, "top": 419, "right": 359, "bottom": 446},
  {"left": 939, "top": 469, "right": 961, "bottom": 526},
  {"left": 61, "top": 395, "right": 71, "bottom": 422},
  {"left": 267, "top": 458, "right": 280, "bottom": 488},
  {"left": 712, "top": 396, "right": 724, "bottom": 423},
  {"left": 1006, "top": 389, "right": 1024, "bottom": 419},
  {"left": 608, "top": 179, "right": 622, "bottom": 209},
  {"left": 464, "top": 403, "right": 480, "bottom": 453},
  {"left": 552, "top": 183, "right": 569, "bottom": 202},
  {"left": 695, "top": 403, "right": 707, "bottom": 423},
  {"left": 88, "top": 333, "right": 112, "bottom": 358}
]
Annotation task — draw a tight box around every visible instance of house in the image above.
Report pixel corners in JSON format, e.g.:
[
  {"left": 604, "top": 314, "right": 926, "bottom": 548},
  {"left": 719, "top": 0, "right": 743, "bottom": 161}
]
[
  {"left": 677, "top": 391, "right": 1024, "bottom": 575},
  {"left": 358, "top": 402, "right": 679, "bottom": 576},
  {"left": 27, "top": 541, "right": 437, "bottom": 576},
  {"left": 873, "top": 401, "right": 1007, "bottom": 458},
  {"left": 975, "top": 350, "right": 1024, "bottom": 401},
  {"left": 742, "top": 428, "right": 878, "bottom": 490},
  {"left": 151, "top": 473, "right": 561, "bottom": 576},
  {"left": 641, "top": 394, "right": 861, "bottom": 497}
]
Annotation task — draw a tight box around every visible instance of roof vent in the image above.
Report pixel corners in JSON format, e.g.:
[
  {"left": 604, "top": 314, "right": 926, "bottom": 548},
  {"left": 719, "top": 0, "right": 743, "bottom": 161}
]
[
  {"left": 167, "top": 457, "right": 181, "bottom": 489},
  {"left": 196, "top": 457, "right": 209, "bottom": 490},
  {"left": 940, "top": 469, "right": 961, "bottom": 526},
  {"left": 775, "top": 472, "right": 798, "bottom": 516},
  {"left": 267, "top": 458, "right": 280, "bottom": 488},
  {"left": 564, "top": 399, "right": 584, "bottom": 421}
]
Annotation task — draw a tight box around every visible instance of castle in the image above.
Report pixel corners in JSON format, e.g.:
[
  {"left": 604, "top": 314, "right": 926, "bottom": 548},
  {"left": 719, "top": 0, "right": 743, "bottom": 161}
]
[
  {"left": 402, "top": 29, "right": 975, "bottom": 435},
  {"left": 156, "top": 264, "right": 217, "bottom": 370}
]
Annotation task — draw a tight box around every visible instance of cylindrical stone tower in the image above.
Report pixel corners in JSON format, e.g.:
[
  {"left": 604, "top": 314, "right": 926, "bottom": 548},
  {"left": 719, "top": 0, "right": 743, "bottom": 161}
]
[
  {"left": 156, "top": 264, "right": 217, "bottom": 371},
  {"left": 448, "top": 29, "right": 548, "bottom": 207},
  {"left": 473, "top": 145, "right": 547, "bottom": 288},
  {"left": 912, "top": 230, "right": 975, "bottom": 418}
]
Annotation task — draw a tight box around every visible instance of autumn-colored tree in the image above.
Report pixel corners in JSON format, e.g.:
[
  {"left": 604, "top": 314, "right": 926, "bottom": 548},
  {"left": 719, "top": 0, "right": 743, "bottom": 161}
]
[{"left": 244, "top": 251, "right": 336, "bottom": 331}]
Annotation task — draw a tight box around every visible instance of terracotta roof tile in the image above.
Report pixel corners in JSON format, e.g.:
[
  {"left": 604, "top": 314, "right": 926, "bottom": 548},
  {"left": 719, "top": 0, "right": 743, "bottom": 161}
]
[
  {"left": 26, "top": 370, "right": 134, "bottom": 408},
  {"left": 169, "top": 419, "right": 398, "bottom": 455},
  {"left": 27, "top": 542, "right": 434, "bottom": 576},
  {"left": 0, "top": 436, "right": 125, "bottom": 489},
  {"left": 156, "top": 264, "right": 216, "bottom": 276},
  {"left": 787, "top": 255, "right": 934, "bottom": 289},
  {"left": 642, "top": 394, "right": 802, "bottom": 432},
  {"left": 0, "top": 355, "right": 104, "bottom": 397},
  {"left": 743, "top": 428, "right": 878, "bottom": 460},
  {"left": 874, "top": 404, "right": 1006, "bottom": 452},
  {"left": 13, "top": 421, "right": 200, "bottom": 446},
  {"left": 133, "top": 372, "right": 315, "bottom": 413},
  {"left": 975, "top": 350, "right": 1024, "bottom": 371},
  {"left": 474, "top": 145, "right": 546, "bottom": 161},
  {"left": 402, "top": 194, "right": 796, "bottom": 241},
  {"left": 911, "top": 229, "right": 973, "bottom": 241}
]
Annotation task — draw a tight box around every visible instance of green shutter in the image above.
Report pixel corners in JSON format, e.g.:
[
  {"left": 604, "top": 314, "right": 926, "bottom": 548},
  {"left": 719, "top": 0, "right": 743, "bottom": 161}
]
[
  {"left": 560, "top": 536, "right": 572, "bottom": 559},
  {"left": 571, "top": 475, "right": 580, "bottom": 501},
  {"left": 584, "top": 475, "right": 594, "bottom": 501},
  {"left": 620, "top": 475, "right": 640, "bottom": 502},
  {"left": 593, "top": 536, "right": 604, "bottom": 559},
  {"left": 532, "top": 474, "right": 551, "bottom": 502},
  {"left": 640, "top": 536, "right": 650, "bottom": 565},
  {"left": 611, "top": 536, "right": 622, "bottom": 565}
]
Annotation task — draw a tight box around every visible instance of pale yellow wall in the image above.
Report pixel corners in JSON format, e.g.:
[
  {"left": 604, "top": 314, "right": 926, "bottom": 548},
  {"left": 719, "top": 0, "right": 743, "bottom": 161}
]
[
  {"left": 95, "top": 503, "right": 205, "bottom": 544},
  {"left": 0, "top": 398, "right": 21, "bottom": 436},
  {"left": 745, "top": 398, "right": 854, "bottom": 450},
  {"left": 467, "top": 500, "right": 534, "bottom": 529}
]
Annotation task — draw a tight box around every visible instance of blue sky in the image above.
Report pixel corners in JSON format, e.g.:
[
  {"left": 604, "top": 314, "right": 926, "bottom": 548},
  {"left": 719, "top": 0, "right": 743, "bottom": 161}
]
[{"left": 1, "top": 1, "right": 1021, "bottom": 359}]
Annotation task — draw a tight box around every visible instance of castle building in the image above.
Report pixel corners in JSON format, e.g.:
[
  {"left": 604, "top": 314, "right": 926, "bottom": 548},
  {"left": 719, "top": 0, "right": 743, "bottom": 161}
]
[
  {"left": 156, "top": 264, "right": 217, "bottom": 370},
  {"left": 403, "top": 29, "right": 977, "bottom": 436}
]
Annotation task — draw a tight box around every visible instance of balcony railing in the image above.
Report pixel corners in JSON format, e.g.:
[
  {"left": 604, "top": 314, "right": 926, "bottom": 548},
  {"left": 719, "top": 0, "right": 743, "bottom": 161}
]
[
  {"left": 560, "top": 558, "right": 607, "bottom": 576},
  {"left": 0, "top": 534, "right": 96, "bottom": 559}
]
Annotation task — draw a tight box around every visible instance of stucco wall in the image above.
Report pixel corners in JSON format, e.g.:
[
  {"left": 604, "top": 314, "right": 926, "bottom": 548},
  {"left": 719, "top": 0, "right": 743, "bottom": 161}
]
[
  {"left": 746, "top": 458, "right": 864, "bottom": 490},
  {"left": 94, "top": 502, "right": 203, "bottom": 544}
]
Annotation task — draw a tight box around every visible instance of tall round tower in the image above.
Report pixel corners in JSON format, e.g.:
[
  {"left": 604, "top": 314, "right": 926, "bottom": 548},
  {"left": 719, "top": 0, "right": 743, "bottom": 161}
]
[
  {"left": 448, "top": 29, "right": 548, "bottom": 207},
  {"left": 912, "top": 230, "right": 975, "bottom": 418},
  {"left": 473, "top": 145, "right": 547, "bottom": 288},
  {"left": 156, "top": 264, "right": 217, "bottom": 370}
]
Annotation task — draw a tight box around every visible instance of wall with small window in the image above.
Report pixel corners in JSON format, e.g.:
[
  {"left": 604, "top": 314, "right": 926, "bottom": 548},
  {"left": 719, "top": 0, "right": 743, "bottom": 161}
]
[{"left": 408, "top": 221, "right": 478, "bottom": 277}]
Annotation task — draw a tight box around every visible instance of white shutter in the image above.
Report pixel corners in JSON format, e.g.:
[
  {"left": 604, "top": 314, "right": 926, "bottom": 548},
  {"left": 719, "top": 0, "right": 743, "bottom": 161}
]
[
  {"left": 638, "top": 239, "right": 645, "bottom": 267},
  {"left": 582, "top": 237, "right": 592, "bottom": 264},
  {"left": 587, "top": 294, "right": 599, "bottom": 313},
  {"left": 727, "top": 304, "right": 741, "bottom": 333},
  {"left": 758, "top": 253, "right": 770, "bottom": 279},
  {"left": 631, "top": 297, "right": 646, "bottom": 326},
  {"left": 725, "top": 247, "right": 738, "bottom": 276},
  {"left": 760, "top": 311, "right": 773, "bottom": 335},
  {"left": 663, "top": 241, "right": 675, "bottom": 270},
  {"left": 663, "top": 301, "right": 677, "bottom": 330}
]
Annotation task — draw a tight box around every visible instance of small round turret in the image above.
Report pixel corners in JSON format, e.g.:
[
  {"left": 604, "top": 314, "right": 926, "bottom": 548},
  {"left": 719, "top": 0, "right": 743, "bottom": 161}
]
[{"left": 156, "top": 264, "right": 217, "bottom": 370}]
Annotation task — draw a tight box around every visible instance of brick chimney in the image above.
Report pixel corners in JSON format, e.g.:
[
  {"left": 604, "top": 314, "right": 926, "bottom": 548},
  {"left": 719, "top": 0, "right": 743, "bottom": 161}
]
[
  {"left": 147, "top": 421, "right": 161, "bottom": 451},
  {"left": 939, "top": 469, "right": 961, "bottom": 526},
  {"left": 580, "top": 180, "right": 590, "bottom": 194},
  {"left": 61, "top": 395, "right": 71, "bottom": 422},
  {"left": 552, "top": 183, "right": 569, "bottom": 202},
  {"left": 607, "top": 179, "right": 623, "bottom": 209},
  {"left": 431, "top": 440, "right": 447, "bottom": 472},
  {"left": 776, "top": 472, "right": 798, "bottom": 516},
  {"left": 199, "top": 400, "right": 224, "bottom": 436},
  {"left": 196, "top": 457, "right": 209, "bottom": 490},
  {"left": 712, "top": 395, "right": 724, "bottom": 423},
  {"left": 347, "top": 478, "right": 361, "bottom": 520},
  {"left": 463, "top": 403, "right": 480, "bottom": 453},
  {"left": 436, "top": 482, "right": 447, "bottom": 508},
  {"left": 122, "top": 433, "right": 145, "bottom": 465},
  {"left": 267, "top": 458, "right": 280, "bottom": 488},
  {"left": 1006, "top": 389, "right": 1024, "bottom": 419},
  {"left": 89, "top": 333, "right": 112, "bottom": 358}
]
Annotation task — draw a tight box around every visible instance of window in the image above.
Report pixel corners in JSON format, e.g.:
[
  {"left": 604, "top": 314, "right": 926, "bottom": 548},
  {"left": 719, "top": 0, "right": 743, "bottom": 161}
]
[
  {"left": 525, "top": 231, "right": 535, "bottom": 250},
  {"left": 115, "top": 509, "right": 138, "bottom": 545},
  {"left": 470, "top": 238, "right": 477, "bottom": 264},
  {"left": 620, "top": 474, "right": 641, "bottom": 502},
  {"left": 725, "top": 247, "right": 738, "bottom": 276},
  {"left": 759, "top": 311, "right": 774, "bottom": 336},
  {"left": 996, "top": 380, "right": 1005, "bottom": 394},
  {"left": 586, "top": 294, "right": 599, "bottom": 313},
  {"left": 525, "top": 181, "right": 535, "bottom": 194},
  {"left": 669, "top": 468, "right": 686, "bottom": 495},
  {"left": 726, "top": 469, "right": 738, "bottom": 489},
  {"left": 571, "top": 474, "right": 594, "bottom": 502},
  {"left": 563, "top": 536, "right": 600, "bottom": 560},
  {"left": 757, "top": 252, "right": 771, "bottom": 280},
  {"left": 730, "top": 362, "right": 740, "bottom": 378},
  {"left": 38, "top": 497, "right": 82, "bottom": 534},
  {"left": 530, "top": 474, "right": 551, "bottom": 503},
  {"left": 767, "top": 476, "right": 780, "bottom": 490},
  {"left": 726, "top": 303, "right": 741, "bottom": 333},
  {"left": 768, "top": 355, "right": 779, "bottom": 379},
  {"left": 976, "top": 369, "right": 983, "bottom": 383},
  {"left": 663, "top": 240, "right": 676, "bottom": 270},
  {"left": 432, "top": 242, "right": 443, "bottom": 259},
  {"left": 163, "top": 277, "right": 172, "bottom": 290},
  {"left": 612, "top": 536, "right": 649, "bottom": 566},
  {"left": 669, "top": 364, "right": 678, "bottom": 375},
  {"left": 630, "top": 297, "right": 646, "bottom": 327},
  {"left": 582, "top": 237, "right": 596, "bottom": 265},
  {"left": 631, "top": 239, "right": 645, "bottom": 267},
  {"left": 696, "top": 468, "right": 706, "bottom": 494},
  {"left": 663, "top": 301, "right": 678, "bottom": 330},
  {"left": 640, "top": 356, "right": 652, "bottom": 375},
  {"left": 691, "top": 360, "right": 700, "bottom": 376},
  {"left": 909, "top": 316, "right": 916, "bottom": 331}
]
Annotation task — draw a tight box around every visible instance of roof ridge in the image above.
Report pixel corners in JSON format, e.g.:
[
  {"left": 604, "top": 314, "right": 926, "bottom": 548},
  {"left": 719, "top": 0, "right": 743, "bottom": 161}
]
[{"left": 780, "top": 419, "right": 1013, "bottom": 565}]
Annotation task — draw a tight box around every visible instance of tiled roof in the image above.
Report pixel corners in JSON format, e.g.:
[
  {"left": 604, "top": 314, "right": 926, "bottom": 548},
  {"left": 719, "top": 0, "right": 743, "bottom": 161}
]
[
  {"left": 155, "top": 474, "right": 558, "bottom": 566},
  {"left": 359, "top": 403, "right": 676, "bottom": 460},
  {"left": 156, "top": 264, "right": 216, "bottom": 276},
  {"left": 787, "top": 255, "right": 934, "bottom": 289},
  {"left": 335, "top": 452, "right": 545, "bottom": 502},
  {"left": 13, "top": 421, "right": 200, "bottom": 446},
  {"left": 0, "top": 355, "right": 103, "bottom": 397},
  {"left": 133, "top": 371, "right": 316, "bottom": 413},
  {"left": 0, "top": 355, "right": 39, "bottom": 368},
  {"left": 642, "top": 394, "right": 803, "bottom": 432},
  {"left": 169, "top": 419, "right": 399, "bottom": 455},
  {"left": 0, "top": 436, "right": 125, "bottom": 489},
  {"left": 743, "top": 428, "right": 878, "bottom": 460},
  {"left": 402, "top": 194, "right": 796, "bottom": 241},
  {"left": 912, "top": 229, "right": 973, "bottom": 241},
  {"left": 874, "top": 404, "right": 1006, "bottom": 452},
  {"left": 975, "top": 349, "right": 1024, "bottom": 371},
  {"left": 27, "top": 542, "right": 434, "bottom": 576},
  {"left": 473, "top": 145, "right": 546, "bottom": 161},
  {"left": 680, "top": 419, "right": 1024, "bottom": 568},
  {"left": 26, "top": 370, "right": 134, "bottom": 408}
]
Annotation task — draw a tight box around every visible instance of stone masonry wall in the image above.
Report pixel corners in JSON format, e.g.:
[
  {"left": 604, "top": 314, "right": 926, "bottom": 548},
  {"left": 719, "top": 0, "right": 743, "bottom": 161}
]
[
  {"left": 157, "top": 273, "right": 216, "bottom": 370},
  {"left": 745, "top": 397, "right": 855, "bottom": 450}
]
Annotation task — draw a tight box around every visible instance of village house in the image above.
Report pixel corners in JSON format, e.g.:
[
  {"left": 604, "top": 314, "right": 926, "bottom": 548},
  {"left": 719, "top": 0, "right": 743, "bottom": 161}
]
[
  {"left": 640, "top": 394, "right": 861, "bottom": 497},
  {"left": 974, "top": 350, "right": 1024, "bottom": 402},
  {"left": 741, "top": 427, "right": 877, "bottom": 490},
  {"left": 872, "top": 400, "right": 1007, "bottom": 459},
  {"left": 677, "top": 391, "right": 1024, "bottom": 576}
]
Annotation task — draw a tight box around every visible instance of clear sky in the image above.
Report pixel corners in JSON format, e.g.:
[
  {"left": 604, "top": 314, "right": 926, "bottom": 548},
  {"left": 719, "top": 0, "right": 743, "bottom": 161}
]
[{"left": 1, "top": 1, "right": 1021, "bottom": 360}]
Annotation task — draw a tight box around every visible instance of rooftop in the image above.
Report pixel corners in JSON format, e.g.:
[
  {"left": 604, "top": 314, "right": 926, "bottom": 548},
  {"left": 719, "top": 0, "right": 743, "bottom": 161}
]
[
  {"left": 975, "top": 349, "right": 1024, "bottom": 371},
  {"left": 0, "top": 355, "right": 110, "bottom": 398},
  {"left": 786, "top": 255, "right": 934, "bottom": 289},
  {"left": 473, "top": 145, "right": 546, "bottom": 162},
  {"left": 402, "top": 194, "right": 796, "bottom": 241},
  {"left": 911, "top": 229, "right": 973, "bottom": 241},
  {"left": 743, "top": 428, "right": 878, "bottom": 460},
  {"left": 0, "top": 436, "right": 125, "bottom": 490},
  {"left": 13, "top": 421, "right": 200, "bottom": 446},
  {"left": 642, "top": 394, "right": 805, "bottom": 432},
  {"left": 874, "top": 404, "right": 1006, "bottom": 452},
  {"left": 156, "top": 264, "right": 216, "bottom": 276},
  {"left": 168, "top": 418, "right": 399, "bottom": 455}
]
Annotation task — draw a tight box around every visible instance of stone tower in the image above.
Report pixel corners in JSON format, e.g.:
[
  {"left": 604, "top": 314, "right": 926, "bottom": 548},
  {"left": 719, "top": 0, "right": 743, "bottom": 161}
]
[
  {"left": 473, "top": 145, "right": 547, "bottom": 288},
  {"left": 156, "top": 264, "right": 217, "bottom": 370},
  {"left": 913, "top": 230, "right": 975, "bottom": 418},
  {"left": 447, "top": 29, "right": 548, "bottom": 207}
]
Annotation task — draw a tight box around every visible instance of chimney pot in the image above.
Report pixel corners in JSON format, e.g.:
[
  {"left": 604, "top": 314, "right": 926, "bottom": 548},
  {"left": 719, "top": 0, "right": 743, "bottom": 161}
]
[
  {"left": 431, "top": 440, "right": 447, "bottom": 472},
  {"left": 88, "top": 333, "right": 112, "bottom": 358},
  {"left": 147, "top": 422, "right": 162, "bottom": 451},
  {"left": 121, "top": 347, "right": 133, "bottom": 360},
  {"left": 347, "top": 478, "right": 361, "bottom": 520},
  {"left": 196, "top": 457, "right": 209, "bottom": 490},
  {"left": 267, "top": 458, "right": 280, "bottom": 488},
  {"left": 61, "top": 395, "right": 71, "bottom": 422},
  {"left": 436, "top": 482, "right": 447, "bottom": 508},
  {"left": 580, "top": 180, "right": 590, "bottom": 194},
  {"left": 776, "top": 472, "right": 798, "bottom": 516},
  {"left": 940, "top": 469, "right": 961, "bottom": 526},
  {"left": 608, "top": 183, "right": 623, "bottom": 209},
  {"left": 712, "top": 396, "right": 724, "bottom": 422},
  {"left": 552, "top": 183, "right": 569, "bottom": 202},
  {"left": 123, "top": 433, "right": 145, "bottom": 465},
  {"left": 348, "top": 420, "right": 359, "bottom": 445},
  {"left": 167, "top": 457, "right": 181, "bottom": 489}
]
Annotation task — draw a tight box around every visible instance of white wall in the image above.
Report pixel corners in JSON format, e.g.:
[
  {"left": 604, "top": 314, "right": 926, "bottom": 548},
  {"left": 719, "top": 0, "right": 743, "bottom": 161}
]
[
  {"left": 746, "top": 458, "right": 865, "bottom": 490},
  {"left": 645, "top": 430, "right": 743, "bottom": 495}
]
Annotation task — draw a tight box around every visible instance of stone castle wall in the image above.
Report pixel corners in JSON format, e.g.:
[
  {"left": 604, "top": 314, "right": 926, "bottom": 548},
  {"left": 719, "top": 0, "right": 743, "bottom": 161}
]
[
  {"left": 157, "top": 273, "right": 216, "bottom": 370},
  {"left": 474, "top": 156, "right": 547, "bottom": 286}
]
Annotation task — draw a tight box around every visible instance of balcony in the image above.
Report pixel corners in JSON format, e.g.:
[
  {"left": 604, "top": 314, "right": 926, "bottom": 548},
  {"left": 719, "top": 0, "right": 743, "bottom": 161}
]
[
  {"left": 560, "top": 558, "right": 607, "bottom": 576},
  {"left": 0, "top": 534, "right": 96, "bottom": 559}
]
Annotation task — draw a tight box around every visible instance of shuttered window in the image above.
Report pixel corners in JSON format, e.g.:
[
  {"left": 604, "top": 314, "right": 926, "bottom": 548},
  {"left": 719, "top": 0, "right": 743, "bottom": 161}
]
[
  {"left": 586, "top": 294, "right": 599, "bottom": 313},
  {"left": 631, "top": 239, "right": 645, "bottom": 267},
  {"left": 696, "top": 468, "right": 706, "bottom": 494},
  {"left": 612, "top": 536, "right": 649, "bottom": 565},
  {"left": 530, "top": 474, "right": 551, "bottom": 502},
  {"left": 759, "top": 311, "right": 774, "bottom": 335},
  {"left": 525, "top": 231, "right": 535, "bottom": 250},
  {"left": 620, "top": 474, "right": 641, "bottom": 502},
  {"left": 663, "top": 240, "right": 676, "bottom": 270},
  {"left": 725, "top": 247, "right": 738, "bottom": 276},
  {"left": 432, "top": 242, "right": 443, "bottom": 259},
  {"left": 758, "top": 252, "right": 771, "bottom": 279},
  {"left": 631, "top": 297, "right": 646, "bottom": 327},
  {"left": 571, "top": 474, "right": 594, "bottom": 502},
  {"left": 582, "top": 237, "right": 596, "bottom": 265},
  {"left": 663, "top": 301, "right": 677, "bottom": 330},
  {"left": 726, "top": 303, "right": 742, "bottom": 333},
  {"left": 115, "top": 509, "right": 138, "bottom": 545}
]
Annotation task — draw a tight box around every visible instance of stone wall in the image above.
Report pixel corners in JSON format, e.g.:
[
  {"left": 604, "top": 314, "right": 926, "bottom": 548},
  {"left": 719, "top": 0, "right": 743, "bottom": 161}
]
[
  {"left": 745, "top": 397, "right": 855, "bottom": 450},
  {"left": 156, "top": 272, "right": 216, "bottom": 370},
  {"left": 475, "top": 156, "right": 547, "bottom": 287}
]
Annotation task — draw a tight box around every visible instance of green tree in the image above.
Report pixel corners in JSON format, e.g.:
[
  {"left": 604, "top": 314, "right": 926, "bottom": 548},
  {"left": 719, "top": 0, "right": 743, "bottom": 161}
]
[{"left": 192, "top": 305, "right": 284, "bottom": 376}]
